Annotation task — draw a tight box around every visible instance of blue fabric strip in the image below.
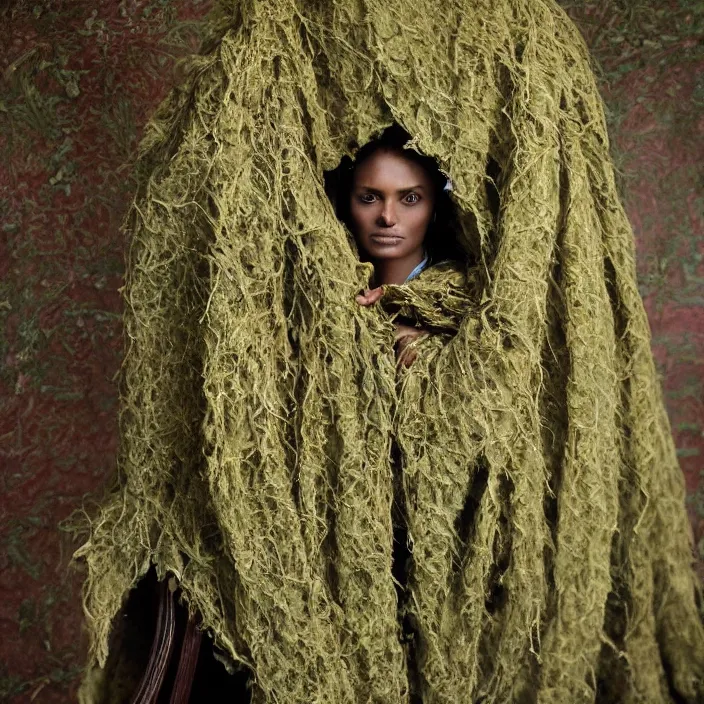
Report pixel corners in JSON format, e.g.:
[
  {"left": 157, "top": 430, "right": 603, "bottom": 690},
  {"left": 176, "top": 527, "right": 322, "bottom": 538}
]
[{"left": 405, "top": 254, "right": 429, "bottom": 282}]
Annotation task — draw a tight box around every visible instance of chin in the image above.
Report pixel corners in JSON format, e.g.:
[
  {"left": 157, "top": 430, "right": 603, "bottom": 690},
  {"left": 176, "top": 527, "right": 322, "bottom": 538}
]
[{"left": 365, "top": 246, "right": 407, "bottom": 260}]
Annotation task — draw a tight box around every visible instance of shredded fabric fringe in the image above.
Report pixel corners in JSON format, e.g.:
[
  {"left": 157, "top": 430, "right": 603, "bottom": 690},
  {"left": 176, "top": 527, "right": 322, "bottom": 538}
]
[{"left": 70, "top": 0, "right": 704, "bottom": 701}]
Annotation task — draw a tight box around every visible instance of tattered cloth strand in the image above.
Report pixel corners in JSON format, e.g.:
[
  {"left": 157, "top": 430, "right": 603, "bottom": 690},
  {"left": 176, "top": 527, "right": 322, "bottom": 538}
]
[{"left": 69, "top": 0, "right": 704, "bottom": 702}]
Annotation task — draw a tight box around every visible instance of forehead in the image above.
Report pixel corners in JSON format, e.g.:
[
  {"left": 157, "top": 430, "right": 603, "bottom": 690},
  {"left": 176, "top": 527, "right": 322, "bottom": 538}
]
[{"left": 352, "top": 148, "right": 434, "bottom": 189}]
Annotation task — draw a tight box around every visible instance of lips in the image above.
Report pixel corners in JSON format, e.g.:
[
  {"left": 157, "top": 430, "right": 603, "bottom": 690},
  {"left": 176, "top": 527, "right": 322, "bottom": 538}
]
[{"left": 370, "top": 232, "right": 403, "bottom": 245}]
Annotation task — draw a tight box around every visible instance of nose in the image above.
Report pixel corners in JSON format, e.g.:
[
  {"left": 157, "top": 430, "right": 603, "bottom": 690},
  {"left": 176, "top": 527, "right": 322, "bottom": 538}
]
[{"left": 377, "top": 200, "right": 397, "bottom": 227}]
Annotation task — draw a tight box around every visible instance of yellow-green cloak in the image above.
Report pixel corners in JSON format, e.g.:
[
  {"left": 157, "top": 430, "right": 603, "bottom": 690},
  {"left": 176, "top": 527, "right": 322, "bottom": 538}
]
[{"left": 73, "top": 1, "right": 704, "bottom": 701}]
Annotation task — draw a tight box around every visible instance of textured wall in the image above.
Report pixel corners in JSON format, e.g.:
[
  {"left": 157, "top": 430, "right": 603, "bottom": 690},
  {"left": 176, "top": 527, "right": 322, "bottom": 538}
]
[{"left": 0, "top": 1, "right": 701, "bottom": 701}]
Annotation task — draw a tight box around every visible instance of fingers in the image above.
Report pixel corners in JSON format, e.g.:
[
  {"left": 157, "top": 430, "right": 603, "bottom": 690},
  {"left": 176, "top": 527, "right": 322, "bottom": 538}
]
[
  {"left": 352, "top": 292, "right": 426, "bottom": 368},
  {"left": 355, "top": 286, "right": 384, "bottom": 306},
  {"left": 396, "top": 342, "right": 418, "bottom": 368},
  {"left": 394, "top": 326, "right": 426, "bottom": 368},
  {"left": 394, "top": 323, "right": 420, "bottom": 342}
]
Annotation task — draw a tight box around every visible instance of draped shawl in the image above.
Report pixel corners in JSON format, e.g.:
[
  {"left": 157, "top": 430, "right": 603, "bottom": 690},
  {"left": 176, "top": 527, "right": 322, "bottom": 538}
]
[{"left": 73, "top": 0, "right": 704, "bottom": 701}]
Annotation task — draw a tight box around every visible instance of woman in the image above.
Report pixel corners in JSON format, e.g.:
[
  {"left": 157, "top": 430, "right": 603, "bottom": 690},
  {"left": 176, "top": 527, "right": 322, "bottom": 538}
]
[
  {"left": 335, "top": 125, "right": 466, "bottom": 367},
  {"left": 341, "top": 127, "right": 475, "bottom": 694},
  {"left": 73, "top": 0, "right": 704, "bottom": 701}
]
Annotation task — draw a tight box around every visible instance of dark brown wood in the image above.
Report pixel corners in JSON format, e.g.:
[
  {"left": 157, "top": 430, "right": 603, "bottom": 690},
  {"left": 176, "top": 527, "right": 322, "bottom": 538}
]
[
  {"left": 169, "top": 615, "right": 203, "bottom": 704},
  {"left": 130, "top": 579, "right": 177, "bottom": 704}
]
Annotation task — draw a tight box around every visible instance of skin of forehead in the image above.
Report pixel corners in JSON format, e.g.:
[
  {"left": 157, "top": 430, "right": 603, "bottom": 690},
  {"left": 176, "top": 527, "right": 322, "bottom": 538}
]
[{"left": 352, "top": 149, "right": 435, "bottom": 195}]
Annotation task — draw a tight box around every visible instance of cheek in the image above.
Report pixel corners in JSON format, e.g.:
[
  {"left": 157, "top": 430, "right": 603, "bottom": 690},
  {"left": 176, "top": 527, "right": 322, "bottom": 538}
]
[
  {"left": 406, "top": 204, "right": 433, "bottom": 237},
  {"left": 349, "top": 203, "right": 374, "bottom": 233},
  {"left": 348, "top": 202, "right": 363, "bottom": 228}
]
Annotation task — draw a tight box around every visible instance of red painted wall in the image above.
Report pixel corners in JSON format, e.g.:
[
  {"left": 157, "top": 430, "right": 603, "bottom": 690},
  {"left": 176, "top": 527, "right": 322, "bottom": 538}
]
[{"left": 1, "top": 1, "right": 701, "bottom": 700}]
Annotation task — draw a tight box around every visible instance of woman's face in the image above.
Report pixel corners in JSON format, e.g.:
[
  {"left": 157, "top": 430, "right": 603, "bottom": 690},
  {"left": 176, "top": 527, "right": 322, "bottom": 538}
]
[{"left": 349, "top": 148, "right": 435, "bottom": 263}]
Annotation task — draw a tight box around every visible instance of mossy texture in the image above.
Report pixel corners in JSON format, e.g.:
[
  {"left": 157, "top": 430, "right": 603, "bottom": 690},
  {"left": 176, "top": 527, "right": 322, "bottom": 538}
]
[{"left": 72, "top": 0, "right": 704, "bottom": 701}]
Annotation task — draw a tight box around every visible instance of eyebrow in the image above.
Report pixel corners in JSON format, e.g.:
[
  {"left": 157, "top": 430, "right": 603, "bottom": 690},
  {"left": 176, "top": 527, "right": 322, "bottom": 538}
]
[{"left": 355, "top": 184, "right": 426, "bottom": 193}]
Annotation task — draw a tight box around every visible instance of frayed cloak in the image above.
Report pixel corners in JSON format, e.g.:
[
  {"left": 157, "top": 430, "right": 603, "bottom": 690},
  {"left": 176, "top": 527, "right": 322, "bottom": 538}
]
[{"left": 72, "top": 1, "right": 704, "bottom": 702}]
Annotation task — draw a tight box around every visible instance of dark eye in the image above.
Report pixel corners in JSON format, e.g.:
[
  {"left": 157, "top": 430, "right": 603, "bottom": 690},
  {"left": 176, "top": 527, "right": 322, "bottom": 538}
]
[
  {"left": 404, "top": 193, "right": 420, "bottom": 204},
  {"left": 359, "top": 193, "right": 377, "bottom": 204}
]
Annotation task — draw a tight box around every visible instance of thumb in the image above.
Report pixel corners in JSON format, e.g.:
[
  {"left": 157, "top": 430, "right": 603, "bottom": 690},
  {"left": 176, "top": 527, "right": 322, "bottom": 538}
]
[{"left": 356, "top": 285, "right": 384, "bottom": 306}]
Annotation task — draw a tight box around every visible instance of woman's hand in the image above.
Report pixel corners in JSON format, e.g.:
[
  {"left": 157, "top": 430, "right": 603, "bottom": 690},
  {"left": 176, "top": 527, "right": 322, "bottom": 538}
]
[
  {"left": 355, "top": 286, "right": 385, "bottom": 307},
  {"left": 355, "top": 287, "right": 427, "bottom": 367},
  {"left": 394, "top": 324, "right": 427, "bottom": 367}
]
